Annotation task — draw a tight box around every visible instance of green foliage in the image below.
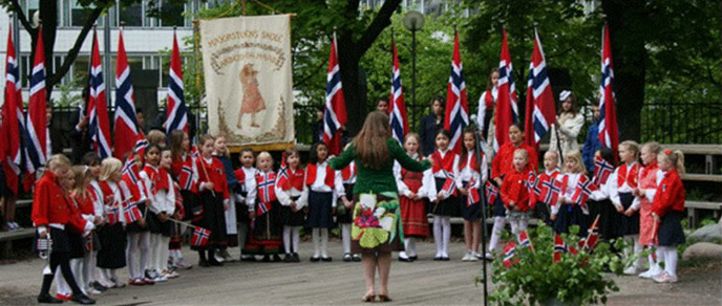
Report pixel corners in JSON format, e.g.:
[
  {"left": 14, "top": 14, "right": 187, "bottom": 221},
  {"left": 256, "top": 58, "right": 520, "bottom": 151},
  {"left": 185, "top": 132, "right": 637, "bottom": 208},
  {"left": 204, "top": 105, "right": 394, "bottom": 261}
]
[{"left": 488, "top": 225, "right": 624, "bottom": 306}]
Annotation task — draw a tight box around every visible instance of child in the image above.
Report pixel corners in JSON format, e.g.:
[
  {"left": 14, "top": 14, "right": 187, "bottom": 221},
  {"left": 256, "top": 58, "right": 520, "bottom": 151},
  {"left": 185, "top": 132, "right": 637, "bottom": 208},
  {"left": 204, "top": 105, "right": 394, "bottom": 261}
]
[
  {"left": 457, "top": 129, "right": 488, "bottom": 261},
  {"left": 234, "top": 148, "right": 257, "bottom": 261},
  {"left": 339, "top": 155, "right": 358, "bottom": 262},
  {"left": 244, "top": 152, "right": 283, "bottom": 261},
  {"left": 214, "top": 136, "right": 241, "bottom": 262},
  {"left": 140, "top": 144, "right": 176, "bottom": 281},
  {"left": 610, "top": 141, "right": 642, "bottom": 275},
  {"left": 81, "top": 153, "right": 108, "bottom": 293},
  {"left": 275, "top": 149, "right": 308, "bottom": 262},
  {"left": 168, "top": 130, "right": 196, "bottom": 269},
  {"left": 96, "top": 158, "right": 128, "bottom": 289},
  {"left": 32, "top": 154, "right": 95, "bottom": 304},
  {"left": 534, "top": 151, "right": 561, "bottom": 226},
  {"left": 588, "top": 148, "right": 617, "bottom": 241},
  {"left": 72, "top": 165, "right": 103, "bottom": 295},
  {"left": 552, "top": 150, "right": 590, "bottom": 235},
  {"left": 500, "top": 149, "right": 534, "bottom": 237},
  {"left": 395, "top": 133, "right": 433, "bottom": 262},
  {"left": 427, "top": 130, "right": 459, "bottom": 261},
  {"left": 635, "top": 142, "right": 662, "bottom": 279},
  {"left": 123, "top": 153, "right": 154, "bottom": 285},
  {"left": 651, "top": 149, "right": 686, "bottom": 283},
  {"left": 195, "top": 134, "right": 230, "bottom": 266},
  {"left": 305, "top": 142, "right": 344, "bottom": 262}
]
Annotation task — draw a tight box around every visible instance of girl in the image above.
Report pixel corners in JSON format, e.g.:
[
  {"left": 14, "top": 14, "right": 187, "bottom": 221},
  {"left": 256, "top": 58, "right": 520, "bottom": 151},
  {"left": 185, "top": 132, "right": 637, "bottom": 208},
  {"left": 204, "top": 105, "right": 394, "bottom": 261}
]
[
  {"left": 635, "top": 142, "right": 662, "bottom": 279},
  {"left": 95, "top": 158, "right": 127, "bottom": 290},
  {"left": 427, "top": 129, "right": 459, "bottom": 261},
  {"left": 244, "top": 152, "right": 283, "bottom": 261},
  {"left": 549, "top": 90, "right": 585, "bottom": 158},
  {"left": 168, "top": 130, "right": 197, "bottom": 269},
  {"left": 476, "top": 68, "right": 498, "bottom": 151},
  {"left": 651, "top": 149, "right": 686, "bottom": 283},
  {"left": 234, "top": 148, "right": 257, "bottom": 261},
  {"left": 500, "top": 149, "right": 534, "bottom": 237},
  {"left": 81, "top": 153, "right": 108, "bottom": 293},
  {"left": 534, "top": 151, "right": 561, "bottom": 226},
  {"left": 123, "top": 153, "right": 153, "bottom": 285},
  {"left": 588, "top": 148, "right": 617, "bottom": 241},
  {"left": 395, "top": 133, "right": 433, "bottom": 262},
  {"left": 488, "top": 124, "right": 537, "bottom": 257},
  {"left": 275, "top": 149, "right": 308, "bottom": 262},
  {"left": 72, "top": 166, "right": 102, "bottom": 295},
  {"left": 306, "top": 142, "right": 344, "bottom": 262},
  {"left": 339, "top": 152, "right": 358, "bottom": 262},
  {"left": 195, "top": 134, "right": 230, "bottom": 267},
  {"left": 552, "top": 150, "right": 590, "bottom": 235},
  {"left": 164, "top": 147, "right": 188, "bottom": 271},
  {"left": 457, "top": 129, "right": 488, "bottom": 261},
  {"left": 140, "top": 144, "right": 176, "bottom": 281},
  {"left": 610, "top": 141, "right": 642, "bottom": 275},
  {"left": 214, "top": 135, "right": 241, "bottom": 262}
]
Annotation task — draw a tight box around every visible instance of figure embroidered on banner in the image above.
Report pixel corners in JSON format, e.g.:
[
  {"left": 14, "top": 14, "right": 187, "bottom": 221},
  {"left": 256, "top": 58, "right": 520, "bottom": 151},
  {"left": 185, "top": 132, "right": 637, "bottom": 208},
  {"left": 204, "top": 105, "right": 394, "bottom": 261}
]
[{"left": 237, "top": 63, "right": 266, "bottom": 129}]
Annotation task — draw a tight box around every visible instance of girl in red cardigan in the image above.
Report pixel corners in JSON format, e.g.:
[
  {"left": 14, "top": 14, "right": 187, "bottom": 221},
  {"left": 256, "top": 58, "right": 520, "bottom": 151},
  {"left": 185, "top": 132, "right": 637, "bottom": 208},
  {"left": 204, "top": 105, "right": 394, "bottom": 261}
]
[
  {"left": 651, "top": 149, "right": 686, "bottom": 283},
  {"left": 195, "top": 135, "right": 230, "bottom": 267},
  {"left": 500, "top": 149, "right": 534, "bottom": 238}
]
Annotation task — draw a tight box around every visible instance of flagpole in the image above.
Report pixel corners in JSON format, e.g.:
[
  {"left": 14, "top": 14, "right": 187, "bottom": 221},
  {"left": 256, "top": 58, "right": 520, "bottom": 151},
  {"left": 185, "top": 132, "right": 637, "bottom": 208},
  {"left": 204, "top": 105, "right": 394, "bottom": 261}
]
[
  {"left": 473, "top": 126, "right": 489, "bottom": 306},
  {"left": 103, "top": 13, "right": 112, "bottom": 109}
]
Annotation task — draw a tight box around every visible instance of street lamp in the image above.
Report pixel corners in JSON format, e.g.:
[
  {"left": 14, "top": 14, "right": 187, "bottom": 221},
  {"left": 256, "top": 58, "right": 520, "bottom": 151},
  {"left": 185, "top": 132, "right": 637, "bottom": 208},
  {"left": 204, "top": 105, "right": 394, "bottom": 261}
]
[{"left": 403, "top": 11, "right": 424, "bottom": 123}]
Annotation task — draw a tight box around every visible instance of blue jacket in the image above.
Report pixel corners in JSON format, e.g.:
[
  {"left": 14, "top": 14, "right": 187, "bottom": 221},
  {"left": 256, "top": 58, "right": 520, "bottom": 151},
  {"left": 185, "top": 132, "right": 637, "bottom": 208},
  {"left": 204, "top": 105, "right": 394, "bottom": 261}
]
[{"left": 582, "top": 121, "right": 601, "bottom": 172}]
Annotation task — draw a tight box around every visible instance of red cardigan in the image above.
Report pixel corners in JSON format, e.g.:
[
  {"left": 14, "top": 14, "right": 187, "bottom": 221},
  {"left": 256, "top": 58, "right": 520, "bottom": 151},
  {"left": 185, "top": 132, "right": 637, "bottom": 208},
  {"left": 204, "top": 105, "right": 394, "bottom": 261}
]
[{"left": 651, "top": 169, "right": 686, "bottom": 217}]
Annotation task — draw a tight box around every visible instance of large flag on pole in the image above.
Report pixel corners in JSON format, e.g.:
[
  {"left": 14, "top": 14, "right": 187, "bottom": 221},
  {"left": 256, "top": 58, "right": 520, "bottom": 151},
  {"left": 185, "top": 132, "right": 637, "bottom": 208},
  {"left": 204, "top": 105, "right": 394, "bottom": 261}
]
[
  {"left": 389, "top": 36, "right": 408, "bottom": 144},
  {"left": 598, "top": 23, "right": 620, "bottom": 160},
  {"left": 443, "top": 31, "right": 469, "bottom": 154},
  {"left": 2, "top": 23, "right": 22, "bottom": 194},
  {"left": 88, "top": 29, "right": 112, "bottom": 159},
  {"left": 114, "top": 29, "right": 142, "bottom": 160},
  {"left": 165, "top": 29, "right": 189, "bottom": 134},
  {"left": 23, "top": 26, "right": 48, "bottom": 173},
  {"left": 323, "top": 33, "right": 347, "bottom": 155},
  {"left": 524, "top": 29, "right": 556, "bottom": 146},
  {"left": 494, "top": 28, "right": 518, "bottom": 152}
]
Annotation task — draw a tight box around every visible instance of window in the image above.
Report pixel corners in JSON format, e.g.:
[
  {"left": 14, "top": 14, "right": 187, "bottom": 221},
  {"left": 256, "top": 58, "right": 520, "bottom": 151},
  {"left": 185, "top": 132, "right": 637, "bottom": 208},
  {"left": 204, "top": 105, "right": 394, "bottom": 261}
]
[
  {"left": 71, "top": 1, "right": 93, "bottom": 27},
  {"left": 72, "top": 55, "right": 90, "bottom": 86},
  {"left": 161, "top": 1, "right": 186, "bottom": 27},
  {"left": 119, "top": 2, "right": 143, "bottom": 27}
]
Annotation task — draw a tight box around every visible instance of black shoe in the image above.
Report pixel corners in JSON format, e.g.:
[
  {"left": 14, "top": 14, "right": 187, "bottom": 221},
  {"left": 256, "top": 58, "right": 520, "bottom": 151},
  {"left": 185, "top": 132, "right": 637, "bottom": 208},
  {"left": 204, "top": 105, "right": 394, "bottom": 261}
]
[
  {"left": 441, "top": 256, "right": 450, "bottom": 261},
  {"left": 71, "top": 293, "right": 96, "bottom": 305},
  {"left": 240, "top": 254, "right": 256, "bottom": 262},
  {"left": 352, "top": 254, "right": 362, "bottom": 262},
  {"left": 398, "top": 256, "right": 412, "bottom": 262},
  {"left": 409, "top": 255, "right": 418, "bottom": 261},
  {"left": 209, "top": 259, "right": 224, "bottom": 266},
  {"left": 91, "top": 281, "right": 108, "bottom": 292},
  {"left": 272, "top": 254, "right": 282, "bottom": 262},
  {"left": 262, "top": 255, "right": 271, "bottom": 262},
  {"left": 37, "top": 293, "right": 63, "bottom": 304},
  {"left": 292, "top": 253, "right": 301, "bottom": 262},
  {"left": 321, "top": 256, "right": 332, "bottom": 262},
  {"left": 199, "top": 258, "right": 210, "bottom": 267},
  {"left": 343, "top": 253, "right": 353, "bottom": 262},
  {"left": 433, "top": 256, "right": 443, "bottom": 261},
  {"left": 284, "top": 253, "right": 294, "bottom": 262},
  {"left": 310, "top": 256, "right": 321, "bottom": 262}
]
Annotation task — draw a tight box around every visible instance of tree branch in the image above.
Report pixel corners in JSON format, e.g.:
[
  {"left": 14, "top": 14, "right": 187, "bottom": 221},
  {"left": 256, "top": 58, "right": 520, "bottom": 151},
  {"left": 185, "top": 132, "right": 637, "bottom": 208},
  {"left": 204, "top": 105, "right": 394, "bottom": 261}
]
[
  {"left": 10, "top": 0, "right": 35, "bottom": 36},
  {"left": 356, "top": 0, "right": 401, "bottom": 57},
  {"left": 47, "top": 5, "right": 104, "bottom": 87}
]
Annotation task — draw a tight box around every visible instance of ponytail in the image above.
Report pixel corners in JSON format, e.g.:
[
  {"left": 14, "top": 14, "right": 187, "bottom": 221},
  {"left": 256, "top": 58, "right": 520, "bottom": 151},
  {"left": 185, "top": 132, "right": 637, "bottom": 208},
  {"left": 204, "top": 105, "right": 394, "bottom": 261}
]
[{"left": 660, "top": 149, "right": 685, "bottom": 174}]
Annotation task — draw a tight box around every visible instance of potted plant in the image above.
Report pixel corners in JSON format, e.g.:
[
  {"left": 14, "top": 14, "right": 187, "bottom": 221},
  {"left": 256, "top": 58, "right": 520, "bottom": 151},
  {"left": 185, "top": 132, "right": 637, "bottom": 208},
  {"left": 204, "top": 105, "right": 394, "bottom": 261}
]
[{"left": 487, "top": 224, "right": 626, "bottom": 306}]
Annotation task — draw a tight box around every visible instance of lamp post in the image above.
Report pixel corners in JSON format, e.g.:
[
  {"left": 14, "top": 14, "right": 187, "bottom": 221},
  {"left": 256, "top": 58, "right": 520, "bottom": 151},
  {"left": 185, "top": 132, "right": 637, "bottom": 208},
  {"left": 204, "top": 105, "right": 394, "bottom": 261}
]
[{"left": 403, "top": 11, "right": 424, "bottom": 123}]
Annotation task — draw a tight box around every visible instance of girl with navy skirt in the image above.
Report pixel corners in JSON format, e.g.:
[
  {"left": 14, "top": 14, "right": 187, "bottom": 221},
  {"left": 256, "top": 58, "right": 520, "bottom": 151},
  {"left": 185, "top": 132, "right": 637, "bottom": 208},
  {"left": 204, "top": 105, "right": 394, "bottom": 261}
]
[
  {"left": 456, "top": 129, "right": 488, "bottom": 261},
  {"left": 427, "top": 130, "right": 459, "bottom": 261},
  {"left": 610, "top": 141, "right": 643, "bottom": 274},
  {"left": 305, "top": 142, "right": 344, "bottom": 262}
]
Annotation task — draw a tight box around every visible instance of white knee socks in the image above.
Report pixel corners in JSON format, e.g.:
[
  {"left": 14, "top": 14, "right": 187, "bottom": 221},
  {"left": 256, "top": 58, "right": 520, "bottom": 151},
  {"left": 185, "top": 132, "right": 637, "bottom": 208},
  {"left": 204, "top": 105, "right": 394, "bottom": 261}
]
[
  {"left": 659, "top": 246, "right": 678, "bottom": 277},
  {"left": 127, "top": 232, "right": 150, "bottom": 280},
  {"left": 159, "top": 236, "right": 170, "bottom": 272},
  {"left": 320, "top": 228, "right": 329, "bottom": 257},
  {"left": 433, "top": 216, "right": 443, "bottom": 257},
  {"left": 312, "top": 228, "right": 320, "bottom": 257},
  {"left": 441, "top": 217, "right": 451, "bottom": 257},
  {"left": 403, "top": 237, "right": 417, "bottom": 258},
  {"left": 488, "top": 217, "right": 506, "bottom": 253},
  {"left": 291, "top": 227, "right": 301, "bottom": 254},
  {"left": 283, "top": 226, "right": 292, "bottom": 254},
  {"left": 341, "top": 223, "right": 352, "bottom": 254},
  {"left": 283, "top": 226, "right": 302, "bottom": 254}
]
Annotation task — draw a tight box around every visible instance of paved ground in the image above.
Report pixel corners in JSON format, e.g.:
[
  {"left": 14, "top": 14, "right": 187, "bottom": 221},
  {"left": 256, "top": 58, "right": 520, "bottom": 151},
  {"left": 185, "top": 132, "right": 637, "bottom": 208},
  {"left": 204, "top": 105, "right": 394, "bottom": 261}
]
[{"left": 0, "top": 240, "right": 720, "bottom": 305}]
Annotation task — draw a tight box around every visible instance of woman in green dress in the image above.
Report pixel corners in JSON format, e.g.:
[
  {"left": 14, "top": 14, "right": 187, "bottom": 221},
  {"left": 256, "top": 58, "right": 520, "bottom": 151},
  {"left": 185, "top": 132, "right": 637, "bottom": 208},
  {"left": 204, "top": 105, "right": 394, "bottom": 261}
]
[{"left": 329, "top": 111, "right": 431, "bottom": 302}]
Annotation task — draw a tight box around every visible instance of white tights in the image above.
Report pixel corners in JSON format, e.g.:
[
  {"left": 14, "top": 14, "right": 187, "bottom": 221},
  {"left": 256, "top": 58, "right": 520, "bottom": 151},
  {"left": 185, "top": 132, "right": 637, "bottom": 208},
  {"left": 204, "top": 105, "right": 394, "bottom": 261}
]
[
  {"left": 55, "top": 258, "right": 84, "bottom": 296},
  {"left": 149, "top": 233, "right": 170, "bottom": 272},
  {"left": 488, "top": 217, "right": 506, "bottom": 253},
  {"left": 126, "top": 232, "right": 150, "bottom": 280},
  {"left": 657, "top": 246, "right": 678, "bottom": 277},
  {"left": 311, "top": 228, "right": 329, "bottom": 257},
  {"left": 341, "top": 223, "right": 352, "bottom": 254},
  {"left": 403, "top": 238, "right": 417, "bottom": 257},
  {"left": 283, "top": 226, "right": 301, "bottom": 254},
  {"left": 624, "top": 235, "right": 644, "bottom": 268},
  {"left": 433, "top": 216, "right": 451, "bottom": 257}
]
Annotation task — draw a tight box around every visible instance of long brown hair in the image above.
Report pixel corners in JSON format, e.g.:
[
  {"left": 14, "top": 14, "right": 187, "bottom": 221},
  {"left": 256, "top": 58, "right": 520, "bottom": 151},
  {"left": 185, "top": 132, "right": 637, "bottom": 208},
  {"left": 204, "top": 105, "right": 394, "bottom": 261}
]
[
  {"left": 353, "top": 111, "right": 391, "bottom": 169},
  {"left": 169, "top": 130, "right": 186, "bottom": 161}
]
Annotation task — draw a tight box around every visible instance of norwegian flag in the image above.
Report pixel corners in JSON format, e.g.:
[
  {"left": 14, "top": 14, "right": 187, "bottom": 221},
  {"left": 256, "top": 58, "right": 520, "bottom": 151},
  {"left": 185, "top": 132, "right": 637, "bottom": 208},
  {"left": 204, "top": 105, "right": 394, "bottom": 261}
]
[
  {"left": 323, "top": 33, "right": 347, "bottom": 155},
  {"left": 597, "top": 24, "right": 620, "bottom": 161},
  {"left": 123, "top": 201, "right": 143, "bottom": 223},
  {"left": 191, "top": 226, "right": 211, "bottom": 248},
  {"left": 105, "top": 205, "right": 120, "bottom": 225},
  {"left": 165, "top": 30, "right": 189, "bottom": 134},
  {"left": 256, "top": 202, "right": 270, "bottom": 217},
  {"left": 518, "top": 230, "right": 533, "bottom": 251},
  {"left": 441, "top": 170, "right": 456, "bottom": 197},
  {"left": 180, "top": 165, "right": 194, "bottom": 190},
  {"left": 467, "top": 178, "right": 480, "bottom": 206},
  {"left": 526, "top": 171, "right": 539, "bottom": 194},
  {"left": 122, "top": 157, "right": 139, "bottom": 184},
  {"left": 485, "top": 181, "right": 499, "bottom": 205},
  {"left": 541, "top": 179, "right": 563, "bottom": 205},
  {"left": 572, "top": 175, "right": 594, "bottom": 214},
  {"left": 23, "top": 26, "right": 48, "bottom": 173},
  {"left": 443, "top": 32, "right": 469, "bottom": 154},
  {"left": 493, "top": 29, "right": 518, "bottom": 152},
  {"left": 87, "top": 29, "right": 112, "bottom": 159},
  {"left": 277, "top": 153, "right": 289, "bottom": 190},
  {"left": 389, "top": 36, "right": 408, "bottom": 144},
  {"left": 2, "top": 24, "right": 22, "bottom": 193},
  {"left": 592, "top": 156, "right": 614, "bottom": 187},
  {"left": 523, "top": 30, "right": 556, "bottom": 146},
  {"left": 257, "top": 172, "right": 276, "bottom": 204},
  {"left": 553, "top": 234, "right": 567, "bottom": 263},
  {"left": 502, "top": 241, "right": 518, "bottom": 268},
  {"left": 583, "top": 215, "right": 601, "bottom": 250},
  {"left": 114, "top": 29, "right": 142, "bottom": 160}
]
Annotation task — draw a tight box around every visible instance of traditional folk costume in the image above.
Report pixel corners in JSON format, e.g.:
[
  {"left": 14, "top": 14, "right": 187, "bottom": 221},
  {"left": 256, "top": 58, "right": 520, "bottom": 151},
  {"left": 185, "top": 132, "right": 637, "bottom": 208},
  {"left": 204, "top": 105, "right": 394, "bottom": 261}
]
[
  {"left": 234, "top": 166, "right": 257, "bottom": 260},
  {"left": 651, "top": 168, "right": 686, "bottom": 282},
  {"left": 96, "top": 180, "right": 127, "bottom": 287},
  {"left": 394, "top": 153, "right": 434, "bottom": 261},
  {"left": 140, "top": 164, "right": 175, "bottom": 281},
  {"left": 32, "top": 171, "right": 94, "bottom": 302},
  {"left": 634, "top": 161, "right": 662, "bottom": 278},
  {"left": 305, "top": 160, "right": 344, "bottom": 261},
  {"left": 533, "top": 168, "right": 560, "bottom": 226},
  {"left": 275, "top": 166, "right": 308, "bottom": 261},
  {"left": 339, "top": 162, "right": 358, "bottom": 261},
  {"left": 243, "top": 169, "right": 283, "bottom": 258},
  {"left": 426, "top": 148, "right": 460, "bottom": 260},
  {"left": 120, "top": 167, "right": 154, "bottom": 285},
  {"left": 195, "top": 156, "right": 230, "bottom": 264}
]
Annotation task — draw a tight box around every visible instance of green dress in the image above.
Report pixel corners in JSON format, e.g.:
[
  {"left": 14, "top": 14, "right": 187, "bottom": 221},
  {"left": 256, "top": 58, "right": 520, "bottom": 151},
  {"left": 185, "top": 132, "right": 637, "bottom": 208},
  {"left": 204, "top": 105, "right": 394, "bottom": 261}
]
[{"left": 329, "top": 138, "right": 431, "bottom": 253}]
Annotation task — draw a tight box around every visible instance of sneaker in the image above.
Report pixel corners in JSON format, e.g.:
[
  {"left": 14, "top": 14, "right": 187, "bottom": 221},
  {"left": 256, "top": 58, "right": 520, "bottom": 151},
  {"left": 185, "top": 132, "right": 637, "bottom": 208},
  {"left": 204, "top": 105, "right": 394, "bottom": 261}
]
[
  {"left": 86, "top": 287, "right": 101, "bottom": 295},
  {"left": 623, "top": 265, "right": 639, "bottom": 275},
  {"left": 11, "top": 222, "right": 21, "bottom": 229},
  {"left": 163, "top": 270, "right": 180, "bottom": 279},
  {"left": 90, "top": 282, "right": 108, "bottom": 292},
  {"left": 175, "top": 259, "right": 193, "bottom": 270},
  {"left": 145, "top": 270, "right": 159, "bottom": 280},
  {"left": 483, "top": 252, "right": 494, "bottom": 261},
  {"left": 461, "top": 252, "right": 472, "bottom": 262},
  {"left": 214, "top": 253, "right": 226, "bottom": 263},
  {"left": 407, "top": 255, "right": 417, "bottom": 261},
  {"left": 653, "top": 271, "right": 678, "bottom": 283},
  {"left": 153, "top": 274, "right": 168, "bottom": 283},
  {"left": 468, "top": 254, "right": 479, "bottom": 262},
  {"left": 639, "top": 268, "right": 662, "bottom": 279}
]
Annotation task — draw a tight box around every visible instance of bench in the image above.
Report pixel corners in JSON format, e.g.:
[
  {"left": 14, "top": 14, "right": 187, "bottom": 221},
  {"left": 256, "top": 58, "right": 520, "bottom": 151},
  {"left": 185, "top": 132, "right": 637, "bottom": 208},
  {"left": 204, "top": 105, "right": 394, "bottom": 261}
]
[
  {"left": 686, "top": 200, "right": 722, "bottom": 228},
  {"left": 0, "top": 228, "right": 35, "bottom": 258}
]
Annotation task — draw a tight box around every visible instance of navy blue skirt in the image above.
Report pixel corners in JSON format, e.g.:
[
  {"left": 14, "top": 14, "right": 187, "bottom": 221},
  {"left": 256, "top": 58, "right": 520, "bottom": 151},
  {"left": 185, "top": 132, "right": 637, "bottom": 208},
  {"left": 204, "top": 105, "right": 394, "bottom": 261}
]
[
  {"left": 659, "top": 211, "right": 685, "bottom": 246},
  {"left": 617, "top": 192, "right": 640, "bottom": 236},
  {"left": 306, "top": 191, "right": 334, "bottom": 228},
  {"left": 431, "top": 178, "right": 459, "bottom": 217},
  {"left": 336, "top": 184, "right": 355, "bottom": 224},
  {"left": 281, "top": 196, "right": 306, "bottom": 226},
  {"left": 459, "top": 181, "right": 482, "bottom": 221},
  {"left": 492, "top": 196, "right": 506, "bottom": 217},
  {"left": 553, "top": 203, "right": 588, "bottom": 236}
]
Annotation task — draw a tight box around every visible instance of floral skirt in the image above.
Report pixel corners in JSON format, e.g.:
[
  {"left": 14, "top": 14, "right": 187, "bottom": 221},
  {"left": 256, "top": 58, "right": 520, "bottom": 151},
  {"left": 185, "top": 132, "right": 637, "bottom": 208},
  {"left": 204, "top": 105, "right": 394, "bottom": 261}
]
[{"left": 351, "top": 192, "right": 403, "bottom": 254}]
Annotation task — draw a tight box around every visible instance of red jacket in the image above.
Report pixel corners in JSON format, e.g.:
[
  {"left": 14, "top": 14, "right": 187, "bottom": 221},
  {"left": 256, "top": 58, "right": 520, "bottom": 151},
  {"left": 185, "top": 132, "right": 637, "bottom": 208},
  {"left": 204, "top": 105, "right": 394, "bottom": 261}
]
[
  {"left": 492, "top": 142, "right": 538, "bottom": 180},
  {"left": 31, "top": 171, "right": 86, "bottom": 232},
  {"left": 651, "top": 170, "right": 686, "bottom": 217},
  {"left": 500, "top": 167, "right": 534, "bottom": 212},
  {"left": 196, "top": 156, "right": 230, "bottom": 200}
]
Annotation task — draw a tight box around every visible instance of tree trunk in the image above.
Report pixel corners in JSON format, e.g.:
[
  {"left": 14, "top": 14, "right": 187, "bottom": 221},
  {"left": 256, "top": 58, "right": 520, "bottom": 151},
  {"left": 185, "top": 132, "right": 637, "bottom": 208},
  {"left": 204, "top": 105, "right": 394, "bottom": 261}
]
[
  {"left": 39, "top": 1, "right": 59, "bottom": 95},
  {"left": 603, "top": 0, "right": 647, "bottom": 141},
  {"left": 337, "top": 34, "right": 365, "bottom": 134}
]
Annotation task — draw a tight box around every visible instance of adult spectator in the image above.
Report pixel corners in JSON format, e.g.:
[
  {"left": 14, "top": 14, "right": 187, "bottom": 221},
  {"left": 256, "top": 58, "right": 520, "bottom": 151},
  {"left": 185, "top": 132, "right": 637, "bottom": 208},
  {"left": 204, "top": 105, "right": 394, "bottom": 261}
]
[{"left": 418, "top": 97, "right": 444, "bottom": 156}]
